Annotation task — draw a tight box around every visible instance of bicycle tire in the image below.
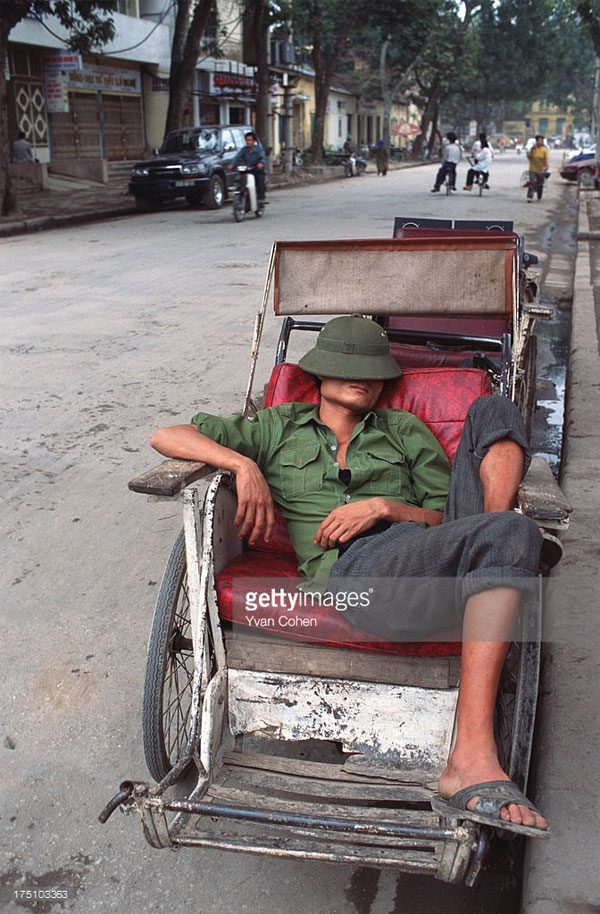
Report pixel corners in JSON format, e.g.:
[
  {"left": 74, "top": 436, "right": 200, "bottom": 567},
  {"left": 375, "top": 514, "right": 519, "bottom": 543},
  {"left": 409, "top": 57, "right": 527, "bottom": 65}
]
[
  {"left": 142, "top": 529, "right": 195, "bottom": 783},
  {"left": 514, "top": 334, "right": 538, "bottom": 441}
]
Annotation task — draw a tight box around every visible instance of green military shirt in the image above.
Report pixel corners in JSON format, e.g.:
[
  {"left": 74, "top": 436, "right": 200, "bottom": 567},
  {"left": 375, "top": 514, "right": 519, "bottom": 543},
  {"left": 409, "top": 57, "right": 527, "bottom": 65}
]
[{"left": 191, "top": 403, "right": 451, "bottom": 585}]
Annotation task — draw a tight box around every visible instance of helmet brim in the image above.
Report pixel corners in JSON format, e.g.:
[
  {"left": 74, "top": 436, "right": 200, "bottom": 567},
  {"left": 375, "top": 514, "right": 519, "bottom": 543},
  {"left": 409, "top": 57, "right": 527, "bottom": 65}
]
[{"left": 298, "top": 349, "right": 402, "bottom": 380}]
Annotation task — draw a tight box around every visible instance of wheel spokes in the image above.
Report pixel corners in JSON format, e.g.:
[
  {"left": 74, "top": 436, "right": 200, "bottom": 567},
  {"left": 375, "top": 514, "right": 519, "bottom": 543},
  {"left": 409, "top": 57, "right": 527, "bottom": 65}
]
[{"left": 159, "top": 573, "right": 218, "bottom": 765}]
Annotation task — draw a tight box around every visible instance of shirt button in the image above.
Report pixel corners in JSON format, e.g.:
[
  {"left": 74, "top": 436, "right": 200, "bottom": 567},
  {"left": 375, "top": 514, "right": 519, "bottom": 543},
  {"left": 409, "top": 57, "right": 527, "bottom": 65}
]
[
  {"left": 334, "top": 461, "right": 339, "bottom": 467},
  {"left": 344, "top": 495, "right": 351, "bottom": 502},
  {"left": 330, "top": 445, "right": 336, "bottom": 451}
]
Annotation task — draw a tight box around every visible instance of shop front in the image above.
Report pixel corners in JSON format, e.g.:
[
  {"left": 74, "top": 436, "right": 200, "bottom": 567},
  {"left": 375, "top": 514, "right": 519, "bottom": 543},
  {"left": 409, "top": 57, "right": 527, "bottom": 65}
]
[
  {"left": 196, "top": 59, "right": 256, "bottom": 128},
  {"left": 7, "top": 44, "right": 50, "bottom": 164},
  {"left": 48, "top": 58, "right": 145, "bottom": 163}
]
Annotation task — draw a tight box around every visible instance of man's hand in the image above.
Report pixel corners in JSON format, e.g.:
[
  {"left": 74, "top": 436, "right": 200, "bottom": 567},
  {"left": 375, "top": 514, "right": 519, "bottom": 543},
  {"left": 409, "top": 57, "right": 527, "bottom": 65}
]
[
  {"left": 314, "top": 497, "right": 444, "bottom": 550},
  {"left": 314, "top": 498, "right": 386, "bottom": 550},
  {"left": 233, "top": 458, "right": 276, "bottom": 544}
]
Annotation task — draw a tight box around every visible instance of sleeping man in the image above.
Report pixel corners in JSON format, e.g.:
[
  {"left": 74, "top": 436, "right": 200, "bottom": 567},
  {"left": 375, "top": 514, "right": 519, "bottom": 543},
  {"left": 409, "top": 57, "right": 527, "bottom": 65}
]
[{"left": 151, "top": 315, "right": 549, "bottom": 837}]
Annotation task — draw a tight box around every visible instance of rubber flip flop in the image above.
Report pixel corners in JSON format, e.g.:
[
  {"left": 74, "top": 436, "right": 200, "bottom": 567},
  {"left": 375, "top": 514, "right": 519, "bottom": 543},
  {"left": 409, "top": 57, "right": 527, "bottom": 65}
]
[{"left": 431, "top": 779, "right": 551, "bottom": 838}]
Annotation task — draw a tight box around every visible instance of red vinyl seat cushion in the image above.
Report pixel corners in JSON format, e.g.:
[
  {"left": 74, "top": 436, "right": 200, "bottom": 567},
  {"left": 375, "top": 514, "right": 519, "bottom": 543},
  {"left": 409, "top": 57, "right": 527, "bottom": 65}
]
[{"left": 216, "top": 363, "right": 491, "bottom": 657}]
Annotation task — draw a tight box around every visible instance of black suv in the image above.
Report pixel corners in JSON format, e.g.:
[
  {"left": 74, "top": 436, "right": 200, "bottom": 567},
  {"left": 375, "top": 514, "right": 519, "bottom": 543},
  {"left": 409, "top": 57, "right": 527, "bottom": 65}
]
[{"left": 129, "top": 125, "right": 255, "bottom": 212}]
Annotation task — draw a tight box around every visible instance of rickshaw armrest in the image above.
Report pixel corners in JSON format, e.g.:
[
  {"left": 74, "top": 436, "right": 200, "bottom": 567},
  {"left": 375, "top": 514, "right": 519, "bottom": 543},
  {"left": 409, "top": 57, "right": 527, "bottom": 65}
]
[
  {"left": 128, "top": 459, "right": 214, "bottom": 497},
  {"left": 517, "top": 456, "right": 572, "bottom": 528}
]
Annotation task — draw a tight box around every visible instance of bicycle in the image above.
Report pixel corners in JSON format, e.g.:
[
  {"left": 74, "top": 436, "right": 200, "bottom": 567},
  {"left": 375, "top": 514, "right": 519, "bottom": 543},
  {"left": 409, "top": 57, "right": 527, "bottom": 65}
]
[
  {"left": 472, "top": 171, "right": 489, "bottom": 196},
  {"left": 465, "top": 157, "right": 488, "bottom": 196}
]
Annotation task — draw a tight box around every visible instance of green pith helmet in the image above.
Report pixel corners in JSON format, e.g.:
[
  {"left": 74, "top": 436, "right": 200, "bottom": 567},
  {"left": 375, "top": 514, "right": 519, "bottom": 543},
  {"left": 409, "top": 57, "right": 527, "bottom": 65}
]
[{"left": 298, "top": 316, "right": 402, "bottom": 380}]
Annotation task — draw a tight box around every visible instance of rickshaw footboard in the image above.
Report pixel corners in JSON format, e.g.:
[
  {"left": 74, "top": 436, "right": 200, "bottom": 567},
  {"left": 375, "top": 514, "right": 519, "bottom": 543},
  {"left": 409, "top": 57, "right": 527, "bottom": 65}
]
[{"left": 104, "top": 769, "right": 480, "bottom": 883}]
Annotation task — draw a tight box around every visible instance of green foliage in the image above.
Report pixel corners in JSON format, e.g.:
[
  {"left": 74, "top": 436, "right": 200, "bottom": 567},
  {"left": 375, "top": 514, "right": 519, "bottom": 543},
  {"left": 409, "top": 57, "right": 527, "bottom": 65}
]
[
  {"left": 410, "top": 1, "right": 478, "bottom": 104},
  {"left": 292, "top": 0, "right": 366, "bottom": 54},
  {"left": 429, "top": 0, "right": 595, "bottom": 129},
  {"left": 345, "top": 0, "right": 441, "bottom": 100},
  {"left": 1, "top": 0, "right": 116, "bottom": 51}
]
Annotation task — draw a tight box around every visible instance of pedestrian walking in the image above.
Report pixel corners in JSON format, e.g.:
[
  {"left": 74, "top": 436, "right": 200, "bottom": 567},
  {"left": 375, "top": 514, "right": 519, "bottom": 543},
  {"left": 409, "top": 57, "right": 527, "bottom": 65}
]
[
  {"left": 526, "top": 135, "right": 549, "bottom": 202},
  {"left": 375, "top": 140, "right": 388, "bottom": 176}
]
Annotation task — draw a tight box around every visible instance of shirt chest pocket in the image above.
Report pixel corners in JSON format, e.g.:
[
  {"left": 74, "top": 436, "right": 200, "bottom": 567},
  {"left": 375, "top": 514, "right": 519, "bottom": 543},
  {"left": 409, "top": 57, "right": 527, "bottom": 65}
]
[
  {"left": 364, "top": 447, "right": 406, "bottom": 495},
  {"left": 279, "top": 443, "right": 323, "bottom": 501}
]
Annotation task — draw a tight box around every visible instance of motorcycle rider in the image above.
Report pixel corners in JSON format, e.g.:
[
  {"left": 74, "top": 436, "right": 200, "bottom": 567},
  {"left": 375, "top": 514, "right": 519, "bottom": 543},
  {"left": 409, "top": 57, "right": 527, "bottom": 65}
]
[
  {"left": 231, "top": 130, "right": 267, "bottom": 203},
  {"left": 431, "top": 132, "right": 461, "bottom": 192}
]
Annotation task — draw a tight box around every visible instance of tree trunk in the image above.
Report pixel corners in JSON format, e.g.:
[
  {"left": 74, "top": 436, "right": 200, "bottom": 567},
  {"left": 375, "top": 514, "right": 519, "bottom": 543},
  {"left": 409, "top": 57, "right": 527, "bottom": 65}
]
[
  {"left": 246, "top": 0, "right": 270, "bottom": 146},
  {"left": 427, "top": 102, "right": 440, "bottom": 157},
  {"left": 165, "top": 0, "right": 215, "bottom": 134},
  {"left": 310, "top": 74, "right": 329, "bottom": 162},
  {"left": 576, "top": 2, "right": 600, "bottom": 58},
  {"left": 379, "top": 38, "right": 391, "bottom": 152},
  {"left": 412, "top": 77, "right": 441, "bottom": 158},
  {"left": 1, "top": 1, "right": 33, "bottom": 215}
]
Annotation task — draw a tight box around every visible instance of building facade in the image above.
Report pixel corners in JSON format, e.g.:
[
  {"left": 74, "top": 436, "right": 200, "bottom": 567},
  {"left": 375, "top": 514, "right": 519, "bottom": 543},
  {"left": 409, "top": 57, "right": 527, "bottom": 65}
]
[
  {"left": 7, "top": 0, "right": 423, "bottom": 180},
  {"left": 503, "top": 101, "right": 574, "bottom": 143},
  {"left": 7, "top": 5, "right": 172, "bottom": 176}
]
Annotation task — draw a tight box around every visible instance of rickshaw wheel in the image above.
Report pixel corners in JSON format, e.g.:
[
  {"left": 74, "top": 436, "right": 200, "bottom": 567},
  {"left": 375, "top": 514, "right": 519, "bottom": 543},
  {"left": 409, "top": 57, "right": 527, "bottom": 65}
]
[
  {"left": 142, "top": 529, "right": 195, "bottom": 783},
  {"left": 514, "top": 334, "right": 538, "bottom": 441}
]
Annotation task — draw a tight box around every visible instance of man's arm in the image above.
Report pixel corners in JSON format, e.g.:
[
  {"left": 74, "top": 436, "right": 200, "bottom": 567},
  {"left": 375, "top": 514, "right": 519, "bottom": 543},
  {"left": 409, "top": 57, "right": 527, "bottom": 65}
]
[
  {"left": 313, "top": 498, "right": 441, "bottom": 550},
  {"left": 151, "top": 424, "right": 275, "bottom": 543}
]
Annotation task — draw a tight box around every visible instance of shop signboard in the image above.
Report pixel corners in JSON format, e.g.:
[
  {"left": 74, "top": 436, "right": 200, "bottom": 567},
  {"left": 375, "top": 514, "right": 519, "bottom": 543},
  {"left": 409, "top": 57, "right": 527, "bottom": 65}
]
[
  {"left": 45, "top": 71, "right": 69, "bottom": 113},
  {"left": 66, "top": 64, "right": 141, "bottom": 95},
  {"left": 45, "top": 51, "right": 82, "bottom": 72},
  {"left": 209, "top": 71, "right": 256, "bottom": 96}
]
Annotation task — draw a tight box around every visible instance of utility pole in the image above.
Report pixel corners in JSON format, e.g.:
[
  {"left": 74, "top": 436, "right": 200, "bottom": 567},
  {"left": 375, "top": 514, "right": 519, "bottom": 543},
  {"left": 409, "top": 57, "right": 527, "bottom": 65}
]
[{"left": 282, "top": 72, "right": 294, "bottom": 174}]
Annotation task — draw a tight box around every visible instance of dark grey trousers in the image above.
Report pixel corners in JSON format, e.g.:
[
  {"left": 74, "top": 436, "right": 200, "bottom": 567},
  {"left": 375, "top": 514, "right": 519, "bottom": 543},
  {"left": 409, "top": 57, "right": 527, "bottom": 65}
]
[{"left": 329, "top": 396, "right": 543, "bottom": 637}]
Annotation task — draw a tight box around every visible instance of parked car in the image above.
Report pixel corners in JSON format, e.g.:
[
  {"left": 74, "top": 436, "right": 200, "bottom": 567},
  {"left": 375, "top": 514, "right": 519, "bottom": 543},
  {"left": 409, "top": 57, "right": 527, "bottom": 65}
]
[
  {"left": 566, "top": 146, "right": 595, "bottom": 164},
  {"left": 560, "top": 156, "right": 598, "bottom": 183},
  {"left": 129, "top": 125, "right": 259, "bottom": 212}
]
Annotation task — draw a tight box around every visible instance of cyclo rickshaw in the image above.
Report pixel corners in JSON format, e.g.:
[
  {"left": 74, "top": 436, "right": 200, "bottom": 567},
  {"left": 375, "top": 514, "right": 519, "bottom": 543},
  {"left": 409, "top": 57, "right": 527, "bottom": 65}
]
[{"left": 101, "top": 221, "right": 570, "bottom": 886}]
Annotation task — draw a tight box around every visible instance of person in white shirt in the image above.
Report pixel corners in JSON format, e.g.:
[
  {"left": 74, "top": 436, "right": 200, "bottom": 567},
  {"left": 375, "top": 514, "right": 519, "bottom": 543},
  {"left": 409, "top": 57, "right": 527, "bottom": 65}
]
[
  {"left": 12, "top": 131, "right": 33, "bottom": 163},
  {"left": 471, "top": 131, "right": 487, "bottom": 156},
  {"left": 431, "top": 132, "right": 461, "bottom": 192},
  {"left": 464, "top": 136, "right": 493, "bottom": 190}
]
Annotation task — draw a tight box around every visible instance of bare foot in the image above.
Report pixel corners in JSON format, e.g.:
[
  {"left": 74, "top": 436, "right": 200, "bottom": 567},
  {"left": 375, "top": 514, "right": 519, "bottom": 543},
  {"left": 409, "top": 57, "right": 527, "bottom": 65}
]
[{"left": 438, "top": 752, "right": 549, "bottom": 831}]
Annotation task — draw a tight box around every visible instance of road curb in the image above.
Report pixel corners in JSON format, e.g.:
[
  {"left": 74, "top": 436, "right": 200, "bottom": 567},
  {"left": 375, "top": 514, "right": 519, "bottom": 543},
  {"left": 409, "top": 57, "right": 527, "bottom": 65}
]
[
  {"left": 521, "top": 192, "right": 600, "bottom": 914},
  {"left": 0, "top": 205, "right": 138, "bottom": 237}
]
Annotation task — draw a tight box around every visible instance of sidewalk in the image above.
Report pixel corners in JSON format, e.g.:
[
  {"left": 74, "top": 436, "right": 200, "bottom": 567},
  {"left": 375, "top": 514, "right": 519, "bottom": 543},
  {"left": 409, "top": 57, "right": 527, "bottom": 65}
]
[
  {"left": 0, "top": 158, "right": 425, "bottom": 238},
  {"left": 522, "top": 190, "right": 600, "bottom": 913}
]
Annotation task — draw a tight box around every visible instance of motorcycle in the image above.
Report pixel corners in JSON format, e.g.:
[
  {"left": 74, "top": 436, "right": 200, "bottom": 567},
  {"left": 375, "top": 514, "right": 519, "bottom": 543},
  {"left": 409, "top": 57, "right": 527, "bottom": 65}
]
[
  {"left": 232, "top": 165, "right": 265, "bottom": 222},
  {"left": 343, "top": 154, "right": 367, "bottom": 178}
]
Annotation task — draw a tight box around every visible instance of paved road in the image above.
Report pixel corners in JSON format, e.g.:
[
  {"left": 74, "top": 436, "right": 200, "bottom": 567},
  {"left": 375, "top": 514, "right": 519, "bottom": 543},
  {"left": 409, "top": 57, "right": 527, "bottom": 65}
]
[{"left": 0, "top": 152, "right": 576, "bottom": 914}]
